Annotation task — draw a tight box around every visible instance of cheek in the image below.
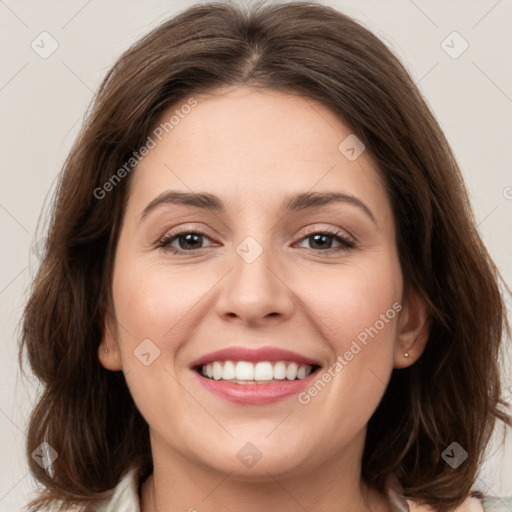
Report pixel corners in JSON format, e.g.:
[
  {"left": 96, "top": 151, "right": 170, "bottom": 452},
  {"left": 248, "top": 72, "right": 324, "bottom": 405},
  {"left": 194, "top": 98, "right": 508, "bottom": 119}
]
[
  {"left": 294, "top": 255, "right": 401, "bottom": 415},
  {"left": 109, "top": 258, "right": 219, "bottom": 415},
  {"left": 109, "top": 262, "right": 199, "bottom": 429},
  {"left": 111, "top": 258, "right": 213, "bottom": 351},
  {"left": 299, "top": 253, "right": 402, "bottom": 350}
]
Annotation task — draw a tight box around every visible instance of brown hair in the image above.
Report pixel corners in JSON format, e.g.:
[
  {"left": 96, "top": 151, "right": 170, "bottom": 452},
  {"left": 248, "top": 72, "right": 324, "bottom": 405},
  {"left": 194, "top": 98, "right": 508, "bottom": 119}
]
[{"left": 20, "top": 1, "right": 511, "bottom": 510}]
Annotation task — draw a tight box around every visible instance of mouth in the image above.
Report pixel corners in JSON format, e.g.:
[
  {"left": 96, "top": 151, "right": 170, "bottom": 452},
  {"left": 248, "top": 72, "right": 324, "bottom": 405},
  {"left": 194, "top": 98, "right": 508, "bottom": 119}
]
[
  {"left": 193, "top": 360, "right": 321, "bottom": 384},
  {"left": 190, "top": 346, "right": 323, "bottom": 404}
]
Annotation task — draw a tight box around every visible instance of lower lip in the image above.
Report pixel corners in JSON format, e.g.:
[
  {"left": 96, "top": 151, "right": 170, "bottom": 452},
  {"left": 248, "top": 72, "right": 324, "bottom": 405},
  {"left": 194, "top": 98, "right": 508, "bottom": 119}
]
[{"left": 193, "top": 370, "right": 318, "bottom": 405}]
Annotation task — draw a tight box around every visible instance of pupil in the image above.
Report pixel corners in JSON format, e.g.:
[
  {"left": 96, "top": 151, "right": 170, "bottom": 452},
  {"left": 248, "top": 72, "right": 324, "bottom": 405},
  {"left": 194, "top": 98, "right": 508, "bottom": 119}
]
[
  {"left": 180, "top": 233, "right": 202, "bottom": 250},
  {"left": 311, "top": 234, "right": 331, "bottom": 250}
]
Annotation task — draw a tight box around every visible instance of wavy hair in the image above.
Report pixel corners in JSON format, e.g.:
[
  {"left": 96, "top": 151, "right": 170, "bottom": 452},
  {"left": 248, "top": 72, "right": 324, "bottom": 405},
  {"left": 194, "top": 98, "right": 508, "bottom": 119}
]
[{"left": 20, "top": 1, "right": 511, "bottom": 510}]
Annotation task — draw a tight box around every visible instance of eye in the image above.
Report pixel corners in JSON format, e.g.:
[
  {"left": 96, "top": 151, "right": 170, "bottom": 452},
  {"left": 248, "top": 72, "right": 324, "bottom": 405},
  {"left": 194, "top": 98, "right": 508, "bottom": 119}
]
[
  {"left": 295, "top": 229, "right": 355, "bottom": 253},
  {"left": 157, "top": 228, "right": 355, "bottom": 255},
  {"left": 158, "top": 230, "right": 216, "bottom": 254}
]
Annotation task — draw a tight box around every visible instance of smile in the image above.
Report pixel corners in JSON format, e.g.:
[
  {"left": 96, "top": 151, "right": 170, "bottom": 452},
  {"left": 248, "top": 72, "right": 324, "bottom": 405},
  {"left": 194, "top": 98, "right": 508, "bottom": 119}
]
[
  {"left": 193, "top": 362, "right": 322, "bottom": 404},
  {"left": 198, "top": 360, "right": 318, "bottom": 383}
]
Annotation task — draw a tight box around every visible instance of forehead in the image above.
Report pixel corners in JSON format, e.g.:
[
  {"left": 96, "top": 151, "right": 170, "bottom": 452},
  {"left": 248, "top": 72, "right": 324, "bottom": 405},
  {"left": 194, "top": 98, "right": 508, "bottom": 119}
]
[{"left": 127, "top": 86, "right": 390, "bottom": 220}]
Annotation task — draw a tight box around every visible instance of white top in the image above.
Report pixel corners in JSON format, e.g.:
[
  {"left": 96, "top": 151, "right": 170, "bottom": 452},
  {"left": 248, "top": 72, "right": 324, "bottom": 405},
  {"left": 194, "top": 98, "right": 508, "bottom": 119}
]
[{"left": 58, "top": 466, "right": 512, "bottom": 512}]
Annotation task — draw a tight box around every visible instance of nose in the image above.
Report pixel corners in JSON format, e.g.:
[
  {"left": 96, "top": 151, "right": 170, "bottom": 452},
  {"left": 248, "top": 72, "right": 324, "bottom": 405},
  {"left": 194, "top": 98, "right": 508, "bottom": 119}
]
[{"left": 215, "top": 237, "right": 295, "bottom": 327}]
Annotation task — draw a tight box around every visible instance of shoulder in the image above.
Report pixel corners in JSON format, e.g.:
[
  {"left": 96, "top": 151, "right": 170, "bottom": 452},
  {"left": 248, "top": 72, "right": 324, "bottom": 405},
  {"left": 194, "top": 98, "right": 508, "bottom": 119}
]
[
  {"left": 385, "top": 473, "right": 512, "bottom": 512},
  {"left": 408, "top": 496, "right": 483, "bottom": 512},
  {"left": 45, "top": 466, "right": 142, "bottom": 512},
  {"left": 480, "top": 497, "right": 512, "bottom": 512},
  {"left": 407, "top": 496, "right": 512, "bottom": 512},
  {"left": 93, "top": 465, "right": 142, "bottom": 512}
]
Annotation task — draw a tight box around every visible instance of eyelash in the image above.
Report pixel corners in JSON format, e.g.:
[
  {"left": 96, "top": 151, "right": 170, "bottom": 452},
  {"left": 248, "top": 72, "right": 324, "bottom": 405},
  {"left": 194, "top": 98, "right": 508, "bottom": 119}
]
[{"left": 157, "top": 228, "right": 356, "bottom": 255}]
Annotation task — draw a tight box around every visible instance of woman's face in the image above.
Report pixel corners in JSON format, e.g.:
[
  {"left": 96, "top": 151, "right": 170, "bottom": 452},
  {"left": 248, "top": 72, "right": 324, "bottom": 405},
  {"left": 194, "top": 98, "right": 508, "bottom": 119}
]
[{"left": 100, "top": 85, "right": 425, "bottom": 479}]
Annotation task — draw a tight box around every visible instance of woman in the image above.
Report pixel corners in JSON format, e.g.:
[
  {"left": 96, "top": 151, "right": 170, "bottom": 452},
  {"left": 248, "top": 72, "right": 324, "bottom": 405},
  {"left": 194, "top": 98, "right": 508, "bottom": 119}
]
[{"left": 20, "top": 1, "right": 511, "bottom": 511}]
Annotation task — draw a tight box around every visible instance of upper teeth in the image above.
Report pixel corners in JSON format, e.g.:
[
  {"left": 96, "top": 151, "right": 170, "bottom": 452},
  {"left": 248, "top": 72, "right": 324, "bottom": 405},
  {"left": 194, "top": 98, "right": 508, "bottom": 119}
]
[{"left": 200, "top": 361, "right": 314, "bottom": 382}]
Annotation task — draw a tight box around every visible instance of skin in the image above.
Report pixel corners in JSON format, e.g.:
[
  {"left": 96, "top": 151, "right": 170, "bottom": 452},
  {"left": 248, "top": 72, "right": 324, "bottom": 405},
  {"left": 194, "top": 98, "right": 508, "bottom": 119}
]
[{"left": 98, "top": 85, "right": 430, "bottom": 512}]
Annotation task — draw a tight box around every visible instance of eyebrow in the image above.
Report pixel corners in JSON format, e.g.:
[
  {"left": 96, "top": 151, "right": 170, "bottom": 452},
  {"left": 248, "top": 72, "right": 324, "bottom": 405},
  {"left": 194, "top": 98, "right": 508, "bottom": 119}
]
[{"left": 140, "top": 190, "right": 376, "bottom": 224}]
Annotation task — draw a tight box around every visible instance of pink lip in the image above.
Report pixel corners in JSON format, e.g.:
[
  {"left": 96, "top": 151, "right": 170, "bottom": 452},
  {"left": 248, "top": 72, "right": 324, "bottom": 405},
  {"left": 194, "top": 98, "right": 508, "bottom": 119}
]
[
  {"left": 189, "top": 346, "right": 321, "bottom": 368},
  {"left": 193, "top": 370, "right": 319, "bottom": 405},
  {"left": 189, "top": 346, "right": 322, "bottom": 405}
]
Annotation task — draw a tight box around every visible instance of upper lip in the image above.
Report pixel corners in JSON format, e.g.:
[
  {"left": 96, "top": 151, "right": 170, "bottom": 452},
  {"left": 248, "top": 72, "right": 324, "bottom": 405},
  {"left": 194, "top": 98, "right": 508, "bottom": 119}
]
[{"left": 190, "top": 346, "right": 322, "bottom": 369}]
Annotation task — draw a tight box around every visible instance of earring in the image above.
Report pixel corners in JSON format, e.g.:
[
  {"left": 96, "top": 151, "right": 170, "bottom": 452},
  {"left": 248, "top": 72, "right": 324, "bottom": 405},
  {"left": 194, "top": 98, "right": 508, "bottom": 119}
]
[
  {"left": 104, "top": 348, "right": 109, "bottom": 354},
  {"left": 404, "top": 352, "right": 409, "bottom": 357}
]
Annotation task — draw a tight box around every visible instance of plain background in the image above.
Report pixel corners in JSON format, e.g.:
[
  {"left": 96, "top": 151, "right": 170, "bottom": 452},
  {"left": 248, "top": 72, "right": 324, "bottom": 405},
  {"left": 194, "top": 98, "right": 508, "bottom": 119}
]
[{"left": 1, "top": 0, "right": 511, "bottom": 509}]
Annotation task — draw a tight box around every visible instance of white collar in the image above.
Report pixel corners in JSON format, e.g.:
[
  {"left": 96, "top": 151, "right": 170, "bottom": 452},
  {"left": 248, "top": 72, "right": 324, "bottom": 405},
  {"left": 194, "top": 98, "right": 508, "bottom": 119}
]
[{"left": 94, "top": 465, "right": 486, "bottom": 512}]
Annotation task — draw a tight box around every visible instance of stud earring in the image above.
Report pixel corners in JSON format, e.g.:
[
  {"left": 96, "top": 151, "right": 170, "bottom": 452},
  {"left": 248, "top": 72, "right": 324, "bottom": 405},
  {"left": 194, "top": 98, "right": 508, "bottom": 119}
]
[
  {"left": 404, "top": 352, "right": 409, "bottom": 357},
  {"left": 104, "top": 348, "right": 108, "bottom": 354}
]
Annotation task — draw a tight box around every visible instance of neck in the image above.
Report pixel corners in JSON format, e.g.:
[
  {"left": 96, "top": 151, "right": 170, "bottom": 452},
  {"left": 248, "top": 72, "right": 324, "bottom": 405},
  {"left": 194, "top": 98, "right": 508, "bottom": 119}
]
[{"left": 140, "top": 428, "right": 390, "bottom": 512}]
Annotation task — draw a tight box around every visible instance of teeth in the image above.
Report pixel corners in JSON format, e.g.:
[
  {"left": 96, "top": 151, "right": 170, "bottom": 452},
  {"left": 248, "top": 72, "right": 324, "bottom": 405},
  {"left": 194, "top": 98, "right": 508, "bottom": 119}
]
[
  {"left": 254, "top": 362, "right": 273, "bottom": 381},
  {"left": 273, "top": 361, "right": 287, "bottom": 379},
  {"left": 286, "top": 362, "right": 298, "bottom": 380},
  {"left": 223, "top": 360, "right": 236, "bottom": 380},
  {"left": 213, "top": 361, "right": 223, "bottom": 380},
  {"left": 236, "top": 361, "right": 254, "bottom": 380},
  {"left": 199, "top": 360, "right": 315, "bottom": 382}
]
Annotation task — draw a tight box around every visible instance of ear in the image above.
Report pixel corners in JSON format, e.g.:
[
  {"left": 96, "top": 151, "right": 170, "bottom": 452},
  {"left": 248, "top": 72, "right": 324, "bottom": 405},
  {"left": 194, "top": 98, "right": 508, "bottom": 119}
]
[
  {"left": 98, "top": 309, "right": 123, "bottom": 371},
  {"left": 393, "top": 288, "right": 430, "bottom": 369}
]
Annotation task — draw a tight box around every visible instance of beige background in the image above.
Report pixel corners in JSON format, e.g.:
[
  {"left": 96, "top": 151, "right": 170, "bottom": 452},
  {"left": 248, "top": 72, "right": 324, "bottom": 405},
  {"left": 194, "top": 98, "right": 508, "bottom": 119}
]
[{"left": 1, "top": 0, "right": 511, "bottom": 509}]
